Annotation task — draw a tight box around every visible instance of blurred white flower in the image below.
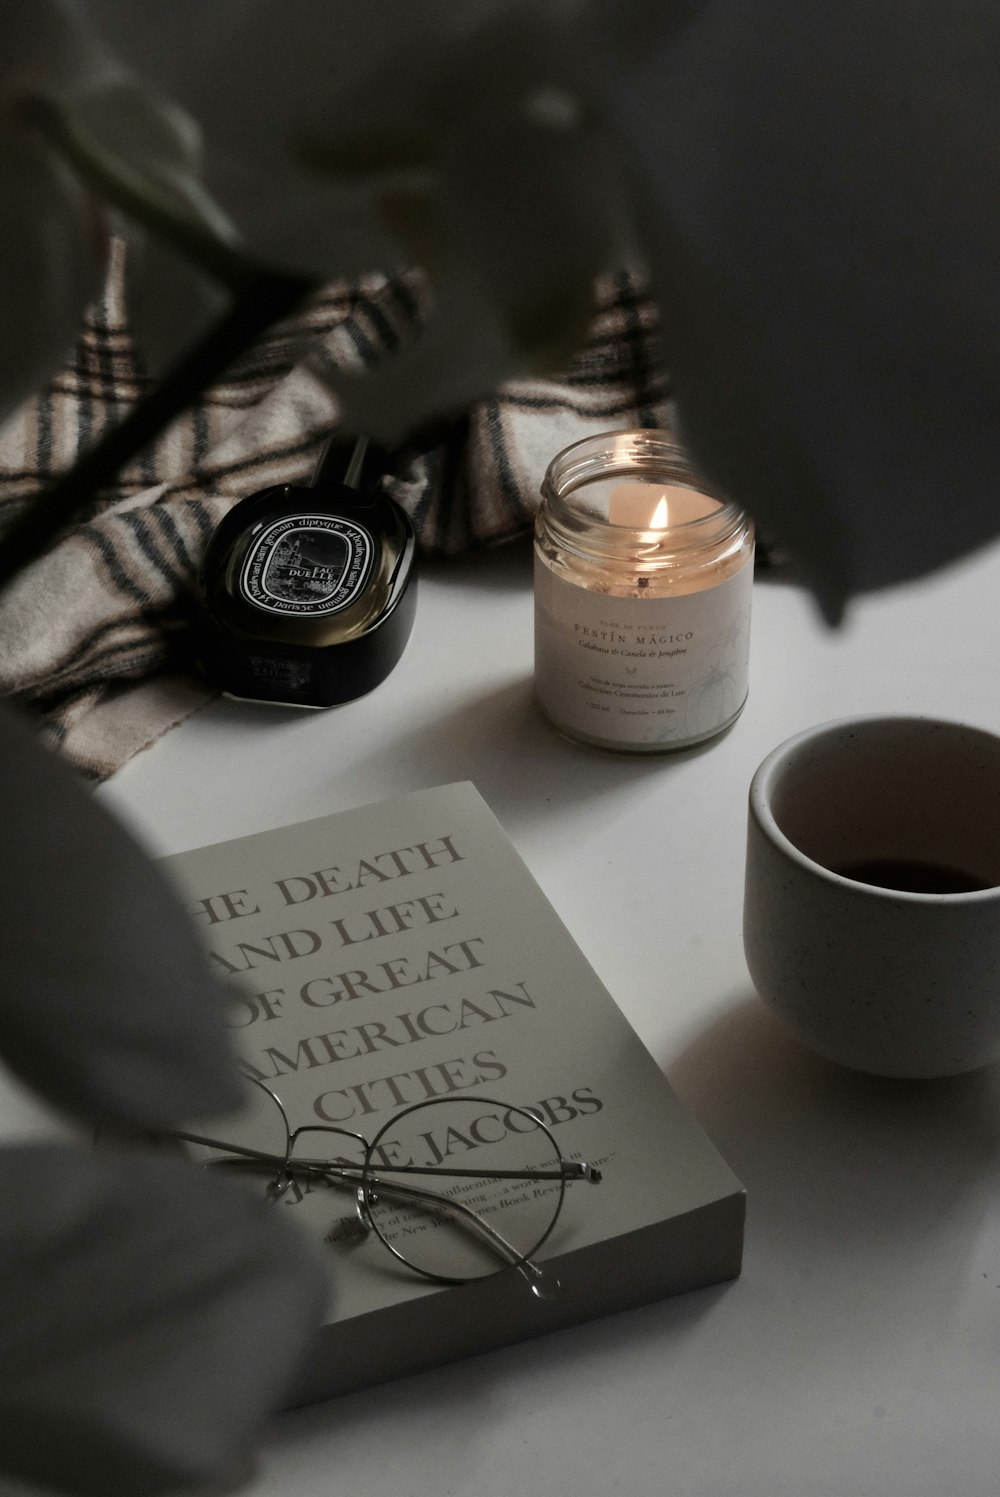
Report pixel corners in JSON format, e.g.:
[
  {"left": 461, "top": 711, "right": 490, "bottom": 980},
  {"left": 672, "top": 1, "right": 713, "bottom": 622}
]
[
  {"left": 8, "top": 1, "right": 629, "bottom": 432},
  {"left": 0, "top": 0, "right": 109, "bottom": 424},
  {"left": 596, "top": 0, "right": 1000, "bottom": 608},
  {"left": 79, "top": 0, "right": 629, "bottom": 431},
  {"left": 6, "top": 0, "right": 1000, "bottom": 604},
  {"left": 0, "top": 0, "right": 240, "bottom": 418}
]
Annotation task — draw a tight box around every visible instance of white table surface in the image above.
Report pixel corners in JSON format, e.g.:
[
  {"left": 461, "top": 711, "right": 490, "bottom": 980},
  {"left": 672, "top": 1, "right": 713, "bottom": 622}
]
[{"left": 58, "top": 535, "right": 1000, "bottom": 1493}]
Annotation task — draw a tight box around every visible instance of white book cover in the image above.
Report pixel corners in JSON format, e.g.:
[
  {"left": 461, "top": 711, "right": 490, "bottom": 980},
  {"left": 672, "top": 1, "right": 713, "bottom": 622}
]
[{"left": 159, "top": 782, "right": 745, "bottom": 1402}]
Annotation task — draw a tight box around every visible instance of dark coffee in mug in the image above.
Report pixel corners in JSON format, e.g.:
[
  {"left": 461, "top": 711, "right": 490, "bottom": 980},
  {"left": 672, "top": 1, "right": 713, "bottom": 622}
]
[{"left": 833, "top": 858, "right": 992, "bottom": 894}]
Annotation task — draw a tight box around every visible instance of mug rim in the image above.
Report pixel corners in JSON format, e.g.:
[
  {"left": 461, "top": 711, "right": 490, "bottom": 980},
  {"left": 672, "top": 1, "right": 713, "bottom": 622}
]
[{"left": 748, "top": 713, "right": 1000, "bottom": 902}]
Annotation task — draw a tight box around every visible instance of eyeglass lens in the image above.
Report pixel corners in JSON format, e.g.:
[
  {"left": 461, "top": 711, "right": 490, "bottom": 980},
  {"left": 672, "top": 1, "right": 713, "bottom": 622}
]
[
  {"left": 185, "top": 1085, "right": 568, "bottom": 1284},
  {"left": 363, "top": 1096, "right": 566, "bottom": 1280}
]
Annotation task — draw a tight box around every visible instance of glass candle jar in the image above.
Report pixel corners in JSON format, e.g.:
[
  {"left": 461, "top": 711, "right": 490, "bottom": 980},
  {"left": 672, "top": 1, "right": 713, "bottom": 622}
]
[{"left": 534, "top": 429, "right": 754, "bottom": 752}]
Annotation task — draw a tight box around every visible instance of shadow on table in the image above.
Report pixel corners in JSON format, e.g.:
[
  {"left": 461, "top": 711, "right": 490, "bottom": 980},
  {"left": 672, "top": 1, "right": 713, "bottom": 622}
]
[
  {"left": 367, "top": 673, "right": 735, "bottom": 841},
  {"left": 272, "top": 1271, "right": 729, "bottom": 1481},
  {"left": 269, "top": 996, "right": 1000, "bottom": 1482},
  {"left": 666, "top": 991, "right": 1000, "bottom": 1291}
]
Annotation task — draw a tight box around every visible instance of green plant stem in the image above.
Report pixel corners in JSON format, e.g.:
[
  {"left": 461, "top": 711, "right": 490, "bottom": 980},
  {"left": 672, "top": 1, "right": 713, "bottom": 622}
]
[{"left": 0, "top": 273, "right": 316, "bottom": 591}]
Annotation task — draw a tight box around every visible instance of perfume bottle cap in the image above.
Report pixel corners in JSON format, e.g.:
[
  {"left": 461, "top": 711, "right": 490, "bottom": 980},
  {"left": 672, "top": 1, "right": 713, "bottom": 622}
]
[{"left": 196, "top": 435, "right": 417, "bottom": 708}]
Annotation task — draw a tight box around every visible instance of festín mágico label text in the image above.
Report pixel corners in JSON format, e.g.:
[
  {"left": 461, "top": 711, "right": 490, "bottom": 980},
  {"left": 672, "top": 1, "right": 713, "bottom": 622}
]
[{"left": 534, "top": 561, "right": 752, "bottom": 747}]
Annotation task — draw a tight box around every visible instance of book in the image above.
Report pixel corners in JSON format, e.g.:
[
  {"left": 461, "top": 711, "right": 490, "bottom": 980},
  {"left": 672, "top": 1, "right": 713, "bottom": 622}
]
[{"left": 159, "top": 782, "right": 744, "bottom": 1404}]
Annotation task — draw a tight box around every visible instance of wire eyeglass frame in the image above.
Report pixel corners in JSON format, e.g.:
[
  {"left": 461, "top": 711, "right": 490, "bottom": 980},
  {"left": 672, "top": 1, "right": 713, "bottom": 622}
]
[{"left": 168, "top": 1079, "right": 603, "bottom": 1298}]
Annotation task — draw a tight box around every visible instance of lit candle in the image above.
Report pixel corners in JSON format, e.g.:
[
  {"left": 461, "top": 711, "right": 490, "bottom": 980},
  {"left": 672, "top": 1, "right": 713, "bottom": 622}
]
[
  {"left": 534, "top": 430, "right": 755, "bottom": 752},
  {"left": 607, "top": 481, "right": 722, "bottom": 529}
]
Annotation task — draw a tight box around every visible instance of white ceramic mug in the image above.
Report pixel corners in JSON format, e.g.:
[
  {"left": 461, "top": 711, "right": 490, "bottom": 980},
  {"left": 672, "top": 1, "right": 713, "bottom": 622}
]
[{"left": 744, "top": 716, "right": 1000, "bottom": 1077}]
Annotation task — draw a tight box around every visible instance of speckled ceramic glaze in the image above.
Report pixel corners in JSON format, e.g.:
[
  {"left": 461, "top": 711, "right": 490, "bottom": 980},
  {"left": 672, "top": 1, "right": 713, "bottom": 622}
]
[{"left": 744, "top": 717, "right": 1000, "bottom": 1077}]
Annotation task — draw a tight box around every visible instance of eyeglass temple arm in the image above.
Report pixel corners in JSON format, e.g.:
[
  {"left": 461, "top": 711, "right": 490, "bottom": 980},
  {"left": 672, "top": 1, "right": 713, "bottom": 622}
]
[
  {"left": 285, "top": 1120, "right": 600, "bottom": 1183},
  {"left": 195, "top": 1146, "right": 537, "bottom": 1277},
  {"left": 358, "top": 1161, "right": 602, "bottom": 1183},
  {"left": 356, "top": 1170, "right": 530, "bottom": 1270},
  {"left": 177, "top": 1134, "right": 553, "bottom": 1281},
  {"left": 352, "top": 1168, "right": 570, "bottom": 1298},
  {"left": 278, "top": 1155, "right": 535, "bottom": 1271},
  {"left": 170, "top": 1129, "right": 601, "bottom": 1184}
]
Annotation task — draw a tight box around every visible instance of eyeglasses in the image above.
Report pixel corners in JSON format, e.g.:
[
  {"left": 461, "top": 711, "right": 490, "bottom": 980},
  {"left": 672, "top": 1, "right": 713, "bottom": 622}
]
[{"left": 167, "top": 1080, "right": 603, "bottom": 1298}]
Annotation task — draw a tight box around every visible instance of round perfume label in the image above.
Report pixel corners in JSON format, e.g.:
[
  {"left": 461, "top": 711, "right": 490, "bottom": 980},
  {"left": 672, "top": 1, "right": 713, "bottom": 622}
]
[{"left": 240, "top": 513, "right": 374, "bottom": 616}]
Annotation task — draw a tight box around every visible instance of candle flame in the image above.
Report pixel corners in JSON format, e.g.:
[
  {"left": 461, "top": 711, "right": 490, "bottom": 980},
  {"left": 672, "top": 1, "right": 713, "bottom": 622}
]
[{"left": 650, "top": 495, "right": 669, "bottom": 529}]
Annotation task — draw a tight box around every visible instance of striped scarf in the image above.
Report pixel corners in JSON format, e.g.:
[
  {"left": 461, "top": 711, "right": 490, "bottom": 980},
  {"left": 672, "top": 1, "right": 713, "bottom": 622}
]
[{"left": 0, "top": 240, "right": 671, "bottom": 780}]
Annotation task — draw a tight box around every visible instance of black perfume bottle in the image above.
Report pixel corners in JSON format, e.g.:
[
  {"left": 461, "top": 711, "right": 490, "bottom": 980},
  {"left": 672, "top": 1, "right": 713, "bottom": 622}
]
[{"left": 197, "top": 435, "right": 417, "bottom": 707}]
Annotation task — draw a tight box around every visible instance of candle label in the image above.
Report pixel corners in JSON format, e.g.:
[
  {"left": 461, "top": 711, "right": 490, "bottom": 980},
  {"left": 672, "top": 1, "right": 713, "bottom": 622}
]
[{"left": 534, "top": 558, "right": 753, "bottom": 748}]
